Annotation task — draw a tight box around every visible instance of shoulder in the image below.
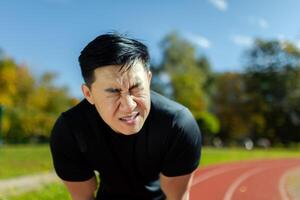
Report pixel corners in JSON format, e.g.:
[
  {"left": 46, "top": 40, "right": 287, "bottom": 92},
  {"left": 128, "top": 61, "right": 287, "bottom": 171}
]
[
  {"left": 58, "top": 99, "right": 100, "bottom": 131},
  {"left": 150, "top": 91, "right": 195, "bottom": 126},
  {"left": 150, "top": 90, "right": 187, "bottom": 118},
  {"left": 50, "top": 99, "right": 98, "bottom": 153},
  {"left": 62, "top": 99, "right": 94, "bottom": 121},
  {"left": 51, "top": 99, "right": 94, "bottom": 134},
  {"left": 152, "top": 93, "right": 202, "bottom": 177},
  {"left": 150, "top": 90, "right": 201, "bottom": 140},
  {"left": 50, "top": 100, "right": 96, "bottom": 181}
]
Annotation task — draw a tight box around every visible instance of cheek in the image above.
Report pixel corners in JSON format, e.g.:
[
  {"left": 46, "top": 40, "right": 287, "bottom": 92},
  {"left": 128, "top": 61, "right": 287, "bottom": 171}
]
[
  {"left": 95, "top": 98, "right": 118, "bottom": 118},
  {"left": 134, "top": 87, "right": 150, "bottom": 99},
  {"left": 106, "top": 101, "right": 120, "bottom": 116},
  {"left": 133, "top": 94, "right": 150, "bottom": 110}
]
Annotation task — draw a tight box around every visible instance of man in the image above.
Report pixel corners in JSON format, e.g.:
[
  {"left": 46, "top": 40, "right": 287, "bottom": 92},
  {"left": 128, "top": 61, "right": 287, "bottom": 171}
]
[{"left": 50, "top": 33, "right": 201, "bottom": 200}]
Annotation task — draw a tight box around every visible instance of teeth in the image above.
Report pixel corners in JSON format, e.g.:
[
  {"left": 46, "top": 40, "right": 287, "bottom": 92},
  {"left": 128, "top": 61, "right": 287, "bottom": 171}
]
[
  {"left": 120, "top": 113, "right": 138, "bottom": 121},
  {"left": 122, "top": 116, "right": 134, "bottom": 120}
]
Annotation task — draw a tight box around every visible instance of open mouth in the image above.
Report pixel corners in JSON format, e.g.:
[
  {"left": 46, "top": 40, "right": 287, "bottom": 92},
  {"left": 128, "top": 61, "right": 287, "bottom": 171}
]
[{"left": 119, "top": 112, "right": 140, "bottom": 124}]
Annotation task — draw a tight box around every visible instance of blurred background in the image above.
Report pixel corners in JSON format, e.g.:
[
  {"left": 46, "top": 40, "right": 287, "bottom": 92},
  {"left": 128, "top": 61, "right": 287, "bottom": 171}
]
[{"left": 1, "top": 0, "right": 300, "bottom": 199}]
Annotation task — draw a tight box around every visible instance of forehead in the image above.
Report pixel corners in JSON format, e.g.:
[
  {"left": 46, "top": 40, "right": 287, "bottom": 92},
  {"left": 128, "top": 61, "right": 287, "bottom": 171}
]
[{"left": 93, "top": 61, "right": 146, "bottom": 84}]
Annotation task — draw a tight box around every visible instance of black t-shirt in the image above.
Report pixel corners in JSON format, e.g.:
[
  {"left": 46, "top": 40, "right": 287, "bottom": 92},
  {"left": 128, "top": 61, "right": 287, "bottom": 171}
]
[{"left": 50, "top": 91, "right": 202, "bottom": 200}]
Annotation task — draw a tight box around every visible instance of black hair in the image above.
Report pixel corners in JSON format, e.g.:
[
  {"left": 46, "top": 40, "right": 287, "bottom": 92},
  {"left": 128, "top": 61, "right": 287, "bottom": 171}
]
[{"left": 78, "top": 33, "right": 150, "bottom": 87}]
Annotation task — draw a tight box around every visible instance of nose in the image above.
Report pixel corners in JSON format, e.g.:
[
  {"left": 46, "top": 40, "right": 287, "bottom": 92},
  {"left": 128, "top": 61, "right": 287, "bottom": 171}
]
[{"left": 119, "top": 94, "right": 137, "bottom": 113}]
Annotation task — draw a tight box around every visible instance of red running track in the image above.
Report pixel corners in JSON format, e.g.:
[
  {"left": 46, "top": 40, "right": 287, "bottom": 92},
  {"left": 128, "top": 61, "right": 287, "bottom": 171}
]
[{"left": 190, "top": 158, "right": 300, "bottom": 200}]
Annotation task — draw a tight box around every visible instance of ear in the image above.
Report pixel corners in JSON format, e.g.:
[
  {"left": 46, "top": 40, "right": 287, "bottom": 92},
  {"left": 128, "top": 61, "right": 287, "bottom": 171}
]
[
  {"left": 81, "top": 84, "right": 95, "bottom": 105},
  {"left": 147, "top": 70, "right": 152, "bottom": 82}
]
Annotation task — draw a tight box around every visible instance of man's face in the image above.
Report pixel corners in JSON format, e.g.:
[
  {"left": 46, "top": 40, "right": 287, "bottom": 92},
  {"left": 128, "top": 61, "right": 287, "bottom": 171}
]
[{"left": 82, "top": 61, "right": 152, "bottom": 135}]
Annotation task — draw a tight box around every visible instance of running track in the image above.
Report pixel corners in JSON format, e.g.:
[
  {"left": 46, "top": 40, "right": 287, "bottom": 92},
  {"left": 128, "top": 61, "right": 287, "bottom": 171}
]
[{"left": 190, "top": 158, "right": 300, "bottom": 200}]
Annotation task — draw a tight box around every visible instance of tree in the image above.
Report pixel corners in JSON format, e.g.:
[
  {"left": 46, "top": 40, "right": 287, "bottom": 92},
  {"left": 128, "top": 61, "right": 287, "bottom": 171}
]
[
  {"left": 213, "top": 72, "right": 254, "bottom": 141},
  {"left": 0, "top": 57, "right": 17, "bottom": 106},
  {"left": 244, "top": 39, "right": 300, "bottom": 144},
  {"left": 159, "top": 32, "right": 220, "bottom": 140},
  {"left": 0, "top": 53, "right": 78, "bottom": 143},
  {"left": 160, "top": 32, "right": 207, "bottom": 116}
]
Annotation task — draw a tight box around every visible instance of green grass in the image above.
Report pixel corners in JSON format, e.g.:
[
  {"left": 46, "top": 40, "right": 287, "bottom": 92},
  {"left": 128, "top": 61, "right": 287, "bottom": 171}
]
[
  {"left": 0, "top": 144, "right": 52, "bottom": 179},
  {"left": 5, "top": 183, "right": 71, "bottom": 200},
  {"left": 201, "top": 147, "right": 300, "bottom": 167},
  {"left": 1, "top": 145, "right": 300, "bottom": 200}
]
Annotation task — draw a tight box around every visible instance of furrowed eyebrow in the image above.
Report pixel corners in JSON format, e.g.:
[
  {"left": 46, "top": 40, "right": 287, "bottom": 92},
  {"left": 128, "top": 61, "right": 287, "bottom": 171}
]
[
  {"left": 104, "top": 80, "right": 142, "bottom": 93},
  {"left": 104, "top": 88, "right": 121, "bottom": 93},
  {"left": 129, "top": 81, "right": 142, "bottom": 90}
]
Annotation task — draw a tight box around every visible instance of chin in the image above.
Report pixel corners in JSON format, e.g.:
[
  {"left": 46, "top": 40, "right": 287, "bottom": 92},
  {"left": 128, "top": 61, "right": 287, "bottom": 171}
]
[
  {"left": 117, "top": 125, "right": 143, "bottom": 135},
  {"left": 120, "top": 128, "right": 141, "bottom": 135}
]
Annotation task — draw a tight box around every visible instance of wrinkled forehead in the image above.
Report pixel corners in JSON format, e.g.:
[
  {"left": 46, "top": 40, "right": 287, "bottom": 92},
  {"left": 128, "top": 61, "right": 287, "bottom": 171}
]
[{"left": 94, "top": 62, "right": 147, "bottom": 85}]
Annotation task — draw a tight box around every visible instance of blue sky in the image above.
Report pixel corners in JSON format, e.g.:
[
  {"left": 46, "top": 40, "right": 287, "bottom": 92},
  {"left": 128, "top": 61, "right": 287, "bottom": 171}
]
[{"left": 1, "top": 0, "right": 300, "bottom": 98}]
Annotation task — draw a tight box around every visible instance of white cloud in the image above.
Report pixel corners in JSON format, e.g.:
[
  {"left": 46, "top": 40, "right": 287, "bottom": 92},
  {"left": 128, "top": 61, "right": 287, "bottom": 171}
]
[
  {"left": 208, "top": 0, "right": 228, "bottom": 11},
  {"left": 277, "top": 34, "right": 286, "bottom": 41},
  {"left": 186, "top": 34, "right": 211, "bottom": 49},
  {"left": 258, "top": 18, "right": 269, "bottom": 29},
  {"left": 231, "top": 35, "right": 254, "bottom": 47},
  {"left": 248, "top": 16, "right": 269, "bottom": 29}
]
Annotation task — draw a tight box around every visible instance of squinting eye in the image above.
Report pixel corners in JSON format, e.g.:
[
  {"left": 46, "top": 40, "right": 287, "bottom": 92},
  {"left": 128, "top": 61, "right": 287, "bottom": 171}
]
[
  {"left": 111, "top": 89, "right": 120, "bottom": 93},
  {"left": 131, "top": 87, "right": 143, "bottom": 94},
  {"left": 106, "top": 88, "right": 120, "bottom": 93}
]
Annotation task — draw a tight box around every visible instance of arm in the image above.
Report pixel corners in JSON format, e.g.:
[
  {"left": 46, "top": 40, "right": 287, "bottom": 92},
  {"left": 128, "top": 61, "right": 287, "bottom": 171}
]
[
  {"left": 50, "top": 115, "right": 97, "bottom": 200},
  {"left": 160, "top": 172, "right": 194, "bottom": 200},
  {"left": 63, "top": 176, "right": 97, "bottom": 200}
]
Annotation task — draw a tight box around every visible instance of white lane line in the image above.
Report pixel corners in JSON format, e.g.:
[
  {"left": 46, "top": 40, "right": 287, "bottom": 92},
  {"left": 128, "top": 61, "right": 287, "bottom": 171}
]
[
  {"left": 192, "top": 165, "right": 251, "bottom": 186},
  {"left": 223, "top": 167, "right": 267, "bottom": 200},
  {"left": 0, "top": 172, "right": 59, "bottom": 196},
  {"left": 279, "top": 169, "right": 290, "bottom": 200},
  {"left": 278, "top": 166, "right": 300, "bottom": 200}
]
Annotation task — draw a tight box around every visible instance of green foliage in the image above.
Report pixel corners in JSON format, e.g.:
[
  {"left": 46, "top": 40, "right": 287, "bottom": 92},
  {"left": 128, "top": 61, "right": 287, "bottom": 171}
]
[
  {"left": 0, "top": 58, "right": 18, "bottom": 106},
  {"left": 172, "top": 73, "right": 205, "bottom": 114},
  {"left": 2, "top": 35, "right": 300, "bottom": 145},
  {"left": 211, "top": 39, "right": 300, "bottom": 144},
  {"left": 244, "top": 39, "right": 300, "bottom": 144},
  {"left": 213, "top": 72, "right": 252, "bottom": 140},
  {"left": 160, "top": 32, "right": 208, "bottom": 117},
  {"left": 196, "top": 111, "right": 220, "bottom": 135},
  {"left": 156, "top": 32, "right": 224, "bottom": 143},
  {"left": 0, "top": 55, "right": 78, "bottom": 143}
]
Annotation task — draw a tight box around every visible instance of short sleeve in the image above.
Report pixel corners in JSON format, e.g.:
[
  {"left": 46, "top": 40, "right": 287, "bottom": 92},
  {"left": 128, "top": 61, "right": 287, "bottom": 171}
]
[
  {"left": 50, "top": 114, "right": 94, "bottom": 181},
  {"left": 161, "top": 108, "right": 202, "bottom": 177}
]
